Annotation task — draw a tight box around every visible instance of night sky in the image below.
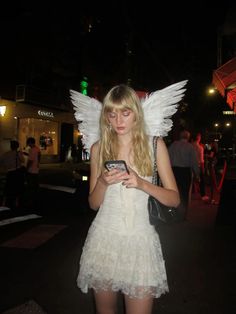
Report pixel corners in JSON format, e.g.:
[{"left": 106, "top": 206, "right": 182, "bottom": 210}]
[{"left": 0, "top": 1, "right": 235, "bottom": 130}]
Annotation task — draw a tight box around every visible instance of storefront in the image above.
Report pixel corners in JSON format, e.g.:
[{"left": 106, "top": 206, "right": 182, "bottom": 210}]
[{"left": 0, "top": 99, "right": 78, "bottom": 163}]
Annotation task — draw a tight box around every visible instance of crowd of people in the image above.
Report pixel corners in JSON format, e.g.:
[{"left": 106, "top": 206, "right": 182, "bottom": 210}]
[
  {"left": 168, "top": 129, "right": 219, "bottom": 219},
  {"left": 0, "top": 137, "right": 41, "bottom": 212}
]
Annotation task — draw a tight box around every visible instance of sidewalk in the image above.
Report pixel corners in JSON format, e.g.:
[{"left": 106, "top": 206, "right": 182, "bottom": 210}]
[{"left": 187, "top": 185, "right": 220, "bottom": 227}]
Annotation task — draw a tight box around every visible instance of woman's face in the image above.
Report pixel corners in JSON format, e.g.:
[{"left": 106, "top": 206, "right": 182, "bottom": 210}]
[{"left": 107, "top": 109, "right": 135, "bottom": 135}]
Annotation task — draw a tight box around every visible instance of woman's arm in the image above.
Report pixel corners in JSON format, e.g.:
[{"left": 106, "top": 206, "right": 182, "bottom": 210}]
[
  {"left": 88, "top": 143, "right": 107, "bottom": 210},
  {"left": 88, "top": 143, "right": 127, "bottom": 210},
  {"left": 122, "top": 138, "right": 180, "bottom": 207}
]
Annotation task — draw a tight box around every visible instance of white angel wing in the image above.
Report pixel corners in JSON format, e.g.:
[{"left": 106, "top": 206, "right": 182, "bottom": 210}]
[
  {"left": 142, "top": 80, "right": 188, "bottom": 137},
  {"left": 70, "top": 90, "right": 102, "bottom": 152}
]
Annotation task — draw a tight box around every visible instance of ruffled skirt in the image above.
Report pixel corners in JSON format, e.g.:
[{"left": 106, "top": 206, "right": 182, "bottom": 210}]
[{"left": 77, "top": 223, "right": 169, "bottom": 299}]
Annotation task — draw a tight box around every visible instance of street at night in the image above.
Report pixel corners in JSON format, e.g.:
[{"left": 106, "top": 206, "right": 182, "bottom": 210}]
[{"left": 0, "top": 2, "right": 236, "bottom": 313}]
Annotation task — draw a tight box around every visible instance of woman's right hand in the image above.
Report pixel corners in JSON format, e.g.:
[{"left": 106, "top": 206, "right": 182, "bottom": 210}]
[{"left": 99, "top": 169, "right": 128, "bottom": 186}]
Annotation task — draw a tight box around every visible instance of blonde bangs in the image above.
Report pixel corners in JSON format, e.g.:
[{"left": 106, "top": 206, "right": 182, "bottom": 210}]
[{"left": 104, "top": 100, "right": 132, "bottom": 114}]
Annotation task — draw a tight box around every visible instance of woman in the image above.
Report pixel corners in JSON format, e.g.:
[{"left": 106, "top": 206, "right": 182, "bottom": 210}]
[{"left": 77, "top": 84, "right": 180, "bottom": 314}]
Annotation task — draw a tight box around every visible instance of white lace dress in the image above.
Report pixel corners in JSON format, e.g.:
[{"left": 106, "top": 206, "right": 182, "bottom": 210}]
[{"left": 77, "top": 167, "right": 169, "bottom": 299}]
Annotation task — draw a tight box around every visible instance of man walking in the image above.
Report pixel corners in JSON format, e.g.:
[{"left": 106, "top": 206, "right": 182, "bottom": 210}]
[
  {"left": 192, "top": 132, "right": 209, "bottom": 202},
  {"left": 168, "top": 129, "right": 199, "bottom": 220}
]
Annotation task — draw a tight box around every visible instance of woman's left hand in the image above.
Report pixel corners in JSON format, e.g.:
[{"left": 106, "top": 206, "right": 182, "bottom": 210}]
[{"left": 122, "top": 167, "right": 143, "bottom": 189}]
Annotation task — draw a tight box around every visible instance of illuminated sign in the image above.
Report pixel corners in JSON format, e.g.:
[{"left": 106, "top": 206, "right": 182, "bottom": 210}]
[
  {"left": 37, "top": 110, "right": 54, "bottom": 118},
  {"left": 223, "top": 111, "right": 236, "bottom": 115}
]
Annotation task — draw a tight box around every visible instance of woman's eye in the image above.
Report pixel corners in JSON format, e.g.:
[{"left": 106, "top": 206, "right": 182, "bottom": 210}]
[
  {"left": 108, "top": 112, "right": 116, "bottom": 118},
  {"left": 122, "top": 110, "right": 130, "bottom": 116}
]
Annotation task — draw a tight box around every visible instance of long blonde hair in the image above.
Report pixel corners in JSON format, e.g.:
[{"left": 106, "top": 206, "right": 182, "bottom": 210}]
[{"left": 98, "top": 84, "right": 152, "bottom": 176}]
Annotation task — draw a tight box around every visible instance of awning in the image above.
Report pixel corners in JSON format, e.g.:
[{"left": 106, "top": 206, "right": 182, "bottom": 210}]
[{"left": 212, "top": 56, "right": 236, "bottom": 111}]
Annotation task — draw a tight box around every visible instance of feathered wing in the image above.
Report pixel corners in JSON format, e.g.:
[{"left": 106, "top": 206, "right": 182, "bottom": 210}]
[
  {"left": 70, "top": 80, "right": 187, "bottom": 150},
  {"left": 142, "top": 80, "right": 188, "bottom": 137},
  {"left": 70, "top": 90, "right": 102, "bottom": 152}
]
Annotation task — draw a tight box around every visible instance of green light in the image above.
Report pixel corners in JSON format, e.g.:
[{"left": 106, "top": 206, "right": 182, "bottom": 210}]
[
  {"left": 80, "top": 77, "right": 88, "bottom": 95},
  {"left": 81, "top": 81, "right": 88, "bottom": 88}
]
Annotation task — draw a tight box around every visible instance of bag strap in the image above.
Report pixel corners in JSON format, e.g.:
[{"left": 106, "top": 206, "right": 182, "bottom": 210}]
[{"left": 152, "top": 136, "right": 158, "bottom": 185}]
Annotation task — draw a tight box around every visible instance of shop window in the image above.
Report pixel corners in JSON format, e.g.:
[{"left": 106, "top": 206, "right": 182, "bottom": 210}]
[{"left": 19, "top": 118, "right": 59, "bottom": 155}]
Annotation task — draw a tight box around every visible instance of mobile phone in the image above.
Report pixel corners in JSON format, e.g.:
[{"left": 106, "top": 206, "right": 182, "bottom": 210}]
[{"left": 104, "top": 160, "right": 129, "bottom": 174}]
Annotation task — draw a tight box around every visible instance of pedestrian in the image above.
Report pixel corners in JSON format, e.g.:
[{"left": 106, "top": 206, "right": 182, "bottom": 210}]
[
  {"left": 168, "top": 129, "right": 199, "bottom": 220},
  {"left": 0, "top": 140, "right": 25, "bottom": 210},
  {"left": 22, "top": 143, "right": 31, "bottom": 169},
  {"left": 65, "top": 145, "right": 72, "bottom": 162},
  {"left": 25, "top": 137, "right": 41, "bottom": 211},
  {"left": 192, "top": 132, "right": 209, "bottom": 202},
  {"left": 72, "top": 82, "right": 187, "bottom": 314},
  {"left": 205, "top": 140, "right": 218, "bottom": 203}
]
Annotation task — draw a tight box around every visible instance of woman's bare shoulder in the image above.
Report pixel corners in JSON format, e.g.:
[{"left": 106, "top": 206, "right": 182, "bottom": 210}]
[
  {"left": 90, "top": 141, "right": 100, "bottom": 157},
  {"left": 156, "top": 137, "right": 169, "bottom": 156},
  {"left": 156, "top": 137, "right": 166, "bottom": 147}
]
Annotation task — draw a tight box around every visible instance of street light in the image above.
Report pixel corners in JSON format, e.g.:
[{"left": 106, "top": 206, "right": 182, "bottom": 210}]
[
  {"left": 0, "top": 105, "right": 6, "bottom": 117},
  {"left": 214, "top": 123, "right": 220, "bottom": 140},
  {"left": 208, "top": 87, "right": 216, "bottom": 95}
]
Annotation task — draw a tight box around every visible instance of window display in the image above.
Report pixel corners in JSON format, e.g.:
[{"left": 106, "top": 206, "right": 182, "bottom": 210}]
[{"left": 19, "top": 118, "right": 59, "bottom": 155}]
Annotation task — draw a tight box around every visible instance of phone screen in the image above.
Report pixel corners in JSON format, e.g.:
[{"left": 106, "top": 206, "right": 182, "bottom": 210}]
[{"left": 104, "top": 160, "right": 129, "bottom": 173}]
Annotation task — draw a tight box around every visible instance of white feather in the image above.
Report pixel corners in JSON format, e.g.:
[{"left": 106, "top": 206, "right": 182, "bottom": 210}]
[
  {"left": 70, "top": 90, "right": 102, "bottom": 152},
  {"left": 142, "top": 80, "right": 188, "bottom": 137}
]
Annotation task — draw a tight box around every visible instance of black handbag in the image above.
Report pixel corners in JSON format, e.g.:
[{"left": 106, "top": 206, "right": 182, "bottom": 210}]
[{"left": 148, "top": 136, "right": 179, "bottom": 226}]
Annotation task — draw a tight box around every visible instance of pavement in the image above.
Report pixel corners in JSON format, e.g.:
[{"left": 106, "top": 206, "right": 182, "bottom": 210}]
[{"left": 0, "top": 162, "right": 235, "bottom": 314}]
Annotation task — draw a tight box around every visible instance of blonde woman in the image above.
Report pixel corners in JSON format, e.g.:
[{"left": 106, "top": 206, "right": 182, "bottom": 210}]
[{"left": 76, "top": 84, "right": 181, "bottom": 314}]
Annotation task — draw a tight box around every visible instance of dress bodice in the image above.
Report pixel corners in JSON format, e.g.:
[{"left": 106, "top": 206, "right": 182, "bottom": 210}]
[{"left": 94, "top": 176, "right": 152, "bottom": 234}]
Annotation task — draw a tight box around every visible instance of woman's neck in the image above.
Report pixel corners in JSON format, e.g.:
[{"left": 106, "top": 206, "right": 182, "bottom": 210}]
[
  {"left": 117, "top": 133, "right": 132, "bottom": 146},
  {"left": 116, "top": 135, "right": 133, "bottom": 164}
]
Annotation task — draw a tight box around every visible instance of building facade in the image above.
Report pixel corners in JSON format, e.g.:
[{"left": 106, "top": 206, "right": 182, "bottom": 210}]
[{"left": 0, "top": 99, "right": 79, "bottom": 163}]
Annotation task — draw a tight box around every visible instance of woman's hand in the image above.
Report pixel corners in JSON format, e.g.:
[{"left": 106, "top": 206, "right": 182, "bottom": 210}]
[
  {"left": 121, "top": 167, "right": 143, "bottom": 189},
  {"left": 99, "top": 169, "right": 129, "bottom": 186}
]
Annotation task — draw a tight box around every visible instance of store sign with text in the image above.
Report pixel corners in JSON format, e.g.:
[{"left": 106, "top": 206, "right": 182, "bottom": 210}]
[{"left": 37, "top": 110, "right": 54, "bottom": 118}]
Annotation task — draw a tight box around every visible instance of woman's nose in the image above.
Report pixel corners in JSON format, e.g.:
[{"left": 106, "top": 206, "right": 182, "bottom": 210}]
[{"left": 116, "top": 113, "right": 123, "bottom": 124}]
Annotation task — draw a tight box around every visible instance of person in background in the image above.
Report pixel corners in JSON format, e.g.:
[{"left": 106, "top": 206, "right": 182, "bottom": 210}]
[
  {"left": 205, "top": 140, "right": 218, "bottom": 173},
  {"left": 168, "top": 129, "right": 199, "bottom": 220},
  {"left": 205, "top": 140, "right": 219, "bottom": 203},
  {"left": 26, "top": 137, "right": 41, "bottom": 211},
  {"left": 0, "top": 140, "right": 25, "bottom": 210},
  {"left": 192, "top": 132, "right": 209, "bottom": 202},
  {"left": 22, "top": 143, "right": 31, "bottom": 169}
]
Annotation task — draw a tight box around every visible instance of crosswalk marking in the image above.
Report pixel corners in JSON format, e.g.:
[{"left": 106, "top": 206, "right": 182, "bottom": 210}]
[
  {"left": 0, "top": 214, "right": 42, "bottom": 227},
  {"left": 0, "top": 206, "right": 11, "bottom": 212},
  {"left": 40, "top": 183, "right": 76, "bottom": 193}
]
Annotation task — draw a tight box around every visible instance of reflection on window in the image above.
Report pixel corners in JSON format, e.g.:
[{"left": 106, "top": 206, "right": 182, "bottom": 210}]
[{"left": 19, "top": 118, "right": 59, "bottom": 155}]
